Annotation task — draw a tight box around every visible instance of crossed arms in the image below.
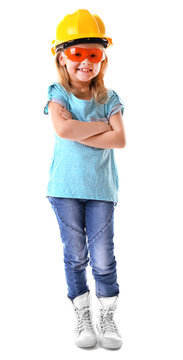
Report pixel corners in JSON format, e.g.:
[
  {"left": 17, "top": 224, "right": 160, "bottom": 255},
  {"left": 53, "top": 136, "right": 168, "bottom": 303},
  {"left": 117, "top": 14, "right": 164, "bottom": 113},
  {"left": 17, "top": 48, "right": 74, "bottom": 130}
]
[{"left": 48, "top": 102, "right": 126, "bottom": 149}]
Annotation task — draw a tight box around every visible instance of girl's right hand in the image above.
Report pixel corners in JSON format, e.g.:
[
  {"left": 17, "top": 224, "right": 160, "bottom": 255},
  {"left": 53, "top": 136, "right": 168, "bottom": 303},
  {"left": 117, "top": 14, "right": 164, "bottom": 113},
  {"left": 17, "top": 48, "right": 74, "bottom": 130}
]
[
  {"left": 107, "top": 124, "right": 112, "bottom": 131},
  {"left": 103, "top": 123, "right": 112, "bottom": 132},
  {"left": 59, "top": 106, "right": 72, "bottom": 120}
]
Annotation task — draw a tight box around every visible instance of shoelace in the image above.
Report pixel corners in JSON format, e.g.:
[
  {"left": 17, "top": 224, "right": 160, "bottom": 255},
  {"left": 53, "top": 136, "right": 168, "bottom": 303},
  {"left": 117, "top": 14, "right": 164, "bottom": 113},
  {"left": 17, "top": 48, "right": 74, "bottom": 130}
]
[
  {"left": 100, "top": 307, "right": 118, "bottom": 334},
  {"left": 74, "top": 306, "right": 94, "bottom": 334}
]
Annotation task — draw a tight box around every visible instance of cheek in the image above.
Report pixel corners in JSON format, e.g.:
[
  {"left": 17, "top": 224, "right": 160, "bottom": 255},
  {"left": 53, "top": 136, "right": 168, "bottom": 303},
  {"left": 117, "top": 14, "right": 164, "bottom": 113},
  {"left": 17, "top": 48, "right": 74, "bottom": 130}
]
[
  {"left": 67, "top": 61, "right": 80, "bottom": 73},
  {"left": 93, "top": 63, "right": 101, "bottom": 75}
]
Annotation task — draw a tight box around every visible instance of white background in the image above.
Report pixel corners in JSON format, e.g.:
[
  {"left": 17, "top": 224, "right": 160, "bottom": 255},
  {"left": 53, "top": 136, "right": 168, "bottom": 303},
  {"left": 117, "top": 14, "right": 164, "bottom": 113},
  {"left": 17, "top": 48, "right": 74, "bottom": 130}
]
[{"left": 0, "top": 0, "right": 183, "bottom": 359}]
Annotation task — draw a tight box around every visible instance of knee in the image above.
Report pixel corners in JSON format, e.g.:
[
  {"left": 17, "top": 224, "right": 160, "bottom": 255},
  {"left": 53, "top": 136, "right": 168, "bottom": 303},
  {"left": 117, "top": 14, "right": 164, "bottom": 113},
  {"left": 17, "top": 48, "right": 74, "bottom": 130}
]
[
  {"left": 64, "top": 256, "right": 89, "bottom": 271},
  {"left": 91, "top": 258, "right": 117, "bottom": 275}
]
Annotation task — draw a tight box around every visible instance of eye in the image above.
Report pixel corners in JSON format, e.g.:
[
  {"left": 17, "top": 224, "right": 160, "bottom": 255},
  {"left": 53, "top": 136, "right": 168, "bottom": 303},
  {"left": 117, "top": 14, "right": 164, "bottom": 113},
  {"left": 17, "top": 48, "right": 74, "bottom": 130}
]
[
  {"left": 90, "top": 54, "right": 96, "bottom": 58},
  {"left": 75, "top": 52, "right": 82, "bottom": 57}
]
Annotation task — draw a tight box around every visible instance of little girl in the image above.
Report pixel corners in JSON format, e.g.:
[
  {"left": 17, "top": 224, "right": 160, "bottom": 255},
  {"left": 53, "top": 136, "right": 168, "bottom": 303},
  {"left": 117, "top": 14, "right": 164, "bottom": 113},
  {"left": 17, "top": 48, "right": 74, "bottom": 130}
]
[{"left": 44, "top": 9, "right": 126, "bottom": 350}]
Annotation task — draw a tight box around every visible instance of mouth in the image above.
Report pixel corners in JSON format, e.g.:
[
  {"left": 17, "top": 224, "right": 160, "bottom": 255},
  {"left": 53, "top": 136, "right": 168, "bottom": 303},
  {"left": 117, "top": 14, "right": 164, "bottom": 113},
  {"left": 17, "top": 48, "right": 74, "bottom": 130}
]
[{"left": 77, "top": 68, "right": 92, "bottom": 72}]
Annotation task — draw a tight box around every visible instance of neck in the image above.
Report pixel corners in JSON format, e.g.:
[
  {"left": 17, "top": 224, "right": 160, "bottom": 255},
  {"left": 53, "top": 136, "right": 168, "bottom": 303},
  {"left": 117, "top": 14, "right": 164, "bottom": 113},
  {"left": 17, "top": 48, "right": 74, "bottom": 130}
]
[{"left": 70, "top": 80, "right": 92, "bottom": 99}]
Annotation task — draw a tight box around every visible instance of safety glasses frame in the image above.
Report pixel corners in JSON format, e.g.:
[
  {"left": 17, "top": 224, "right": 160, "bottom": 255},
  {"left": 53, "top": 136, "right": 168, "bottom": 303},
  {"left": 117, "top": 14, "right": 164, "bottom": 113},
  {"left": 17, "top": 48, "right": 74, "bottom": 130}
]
[{"left": 63, "top": 47, "right": 105, "bottom": 63}]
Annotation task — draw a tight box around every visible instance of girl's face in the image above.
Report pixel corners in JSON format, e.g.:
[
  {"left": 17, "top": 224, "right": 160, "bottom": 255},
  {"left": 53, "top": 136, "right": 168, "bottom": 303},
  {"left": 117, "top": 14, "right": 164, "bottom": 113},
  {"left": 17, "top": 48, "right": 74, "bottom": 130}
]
[{"left": 59, "top": 43, "right": 105, "bottom": 85}]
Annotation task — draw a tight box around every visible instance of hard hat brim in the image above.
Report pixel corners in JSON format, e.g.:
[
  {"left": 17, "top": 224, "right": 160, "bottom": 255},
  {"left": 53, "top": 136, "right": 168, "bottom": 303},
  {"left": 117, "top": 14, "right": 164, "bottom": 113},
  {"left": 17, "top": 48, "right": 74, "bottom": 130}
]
[
  {"left": 53, "top": 35, "right": 112, "bottom": 53},
  {"left": 55, "top": 37, "right": 112, "bottom": 51}
]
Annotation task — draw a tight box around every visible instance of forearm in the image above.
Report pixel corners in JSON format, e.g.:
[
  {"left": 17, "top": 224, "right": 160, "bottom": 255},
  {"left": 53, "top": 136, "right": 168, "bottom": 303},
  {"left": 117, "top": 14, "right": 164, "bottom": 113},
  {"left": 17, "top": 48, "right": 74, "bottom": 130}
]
[
  {"left": 61, "top": 118, "right": 111, "bottom": 140},
  {"left": 77, "top": 130, "right": 125, "bottom": 149}
]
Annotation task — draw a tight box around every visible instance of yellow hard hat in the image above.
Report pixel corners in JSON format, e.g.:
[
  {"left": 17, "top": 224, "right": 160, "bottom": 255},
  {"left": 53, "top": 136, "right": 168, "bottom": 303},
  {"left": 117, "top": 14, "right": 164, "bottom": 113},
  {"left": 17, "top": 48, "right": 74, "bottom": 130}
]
[{"left": 51, "top": 9, "right": 113, "bottom": 55}]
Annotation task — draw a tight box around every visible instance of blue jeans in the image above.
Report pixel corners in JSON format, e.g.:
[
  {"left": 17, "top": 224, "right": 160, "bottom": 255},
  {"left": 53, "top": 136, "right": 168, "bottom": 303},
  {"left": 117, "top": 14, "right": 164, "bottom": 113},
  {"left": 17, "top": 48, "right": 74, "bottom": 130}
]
[{"left": 48, "top": 197, "right": 119, "bottom": 300}]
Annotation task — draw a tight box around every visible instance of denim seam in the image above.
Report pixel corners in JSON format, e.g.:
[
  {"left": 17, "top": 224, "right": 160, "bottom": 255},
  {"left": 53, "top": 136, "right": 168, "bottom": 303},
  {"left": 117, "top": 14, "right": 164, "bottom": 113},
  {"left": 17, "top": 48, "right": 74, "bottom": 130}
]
[
  {"left": 50, "top": 204, "right": 88, "bottom": 264},
  {"left": 88, "top": 206, "right": 114, "bottom": 244},
  {"left": 50, "top": 202, "right": 85, "bottom": 235},
  {"left": 49, "top": 205, "right": 83, "bottom": 270}
]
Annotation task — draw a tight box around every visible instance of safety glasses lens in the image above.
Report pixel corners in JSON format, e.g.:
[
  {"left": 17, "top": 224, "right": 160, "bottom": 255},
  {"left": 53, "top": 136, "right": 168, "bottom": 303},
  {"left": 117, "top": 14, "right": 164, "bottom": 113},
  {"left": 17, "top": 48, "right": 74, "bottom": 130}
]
[{"left": 64, "top": 48, "right": 104, "bottom": 63}]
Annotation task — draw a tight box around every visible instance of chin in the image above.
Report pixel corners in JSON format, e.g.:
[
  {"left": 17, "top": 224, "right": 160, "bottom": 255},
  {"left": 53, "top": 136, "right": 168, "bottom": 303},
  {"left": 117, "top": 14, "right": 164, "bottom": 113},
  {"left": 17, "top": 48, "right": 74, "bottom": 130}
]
[{"left": 76, "top": 73, "right": 94, "bottom": 81}]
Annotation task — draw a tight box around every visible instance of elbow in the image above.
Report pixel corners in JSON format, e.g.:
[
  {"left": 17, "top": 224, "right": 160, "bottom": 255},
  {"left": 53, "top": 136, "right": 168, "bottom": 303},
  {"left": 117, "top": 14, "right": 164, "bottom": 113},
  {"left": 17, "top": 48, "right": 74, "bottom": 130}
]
[
  {"left": 58, "top": 127, "right": 66, "bottom": 138},
  {"left": 120, "top": 139, "right": 126, "bottom": 148},
  {"left": 56, "top": 123, "right": 69, "bottom": 139},
  {"left": 54, "top": 127, "right": 65, "bottom": 138},
  {"left": 118, "top": 142, "right": 126, "bottom": 149},
  {"left": 58, "top": 120, "right": 76, "bottom": 140},
  {"left": 118, "top": 134, "right": 126, "bottom": 149},
  {"left": 51, "top": 116, "right": 68, "bottom": 138}
]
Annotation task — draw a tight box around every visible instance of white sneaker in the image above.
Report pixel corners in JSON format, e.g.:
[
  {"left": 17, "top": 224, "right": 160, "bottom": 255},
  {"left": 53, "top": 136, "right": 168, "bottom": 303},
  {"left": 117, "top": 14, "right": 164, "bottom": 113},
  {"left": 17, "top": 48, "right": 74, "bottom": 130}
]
[
  {"left": 72, "top": 292, "right": 97, "bottom": 348},
  {"left": 97, "top": 296, "right": 123, "bottom": 349}
]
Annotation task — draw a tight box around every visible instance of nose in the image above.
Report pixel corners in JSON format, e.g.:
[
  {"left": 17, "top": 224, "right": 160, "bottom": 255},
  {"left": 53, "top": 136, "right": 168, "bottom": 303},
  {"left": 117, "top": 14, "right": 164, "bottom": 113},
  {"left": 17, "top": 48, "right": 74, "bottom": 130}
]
[{"left": 81, "top": 57, "right": 91, "bottom": 64}]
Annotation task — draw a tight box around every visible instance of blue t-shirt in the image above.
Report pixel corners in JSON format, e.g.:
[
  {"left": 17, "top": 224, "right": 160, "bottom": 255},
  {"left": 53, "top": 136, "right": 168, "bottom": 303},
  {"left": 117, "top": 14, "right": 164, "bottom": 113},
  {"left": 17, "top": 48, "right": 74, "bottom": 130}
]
[{"left": 44, "top": 82, "right": 124, "bottom": 203}]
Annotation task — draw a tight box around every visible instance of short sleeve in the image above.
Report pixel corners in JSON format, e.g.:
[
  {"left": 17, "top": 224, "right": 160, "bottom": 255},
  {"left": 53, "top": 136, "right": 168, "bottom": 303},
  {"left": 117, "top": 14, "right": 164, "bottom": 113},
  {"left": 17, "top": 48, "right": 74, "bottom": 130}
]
[
  {"left": 105, "top": 90, "right": 124, "bottom": 119},
  {"left": 44, "top": 82, "right": 68, "bottom": 115}
]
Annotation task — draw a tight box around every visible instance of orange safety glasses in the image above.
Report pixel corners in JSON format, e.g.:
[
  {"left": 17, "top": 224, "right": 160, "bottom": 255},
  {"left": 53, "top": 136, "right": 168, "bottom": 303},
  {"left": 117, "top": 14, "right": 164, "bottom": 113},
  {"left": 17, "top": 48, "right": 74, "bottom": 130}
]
[{"left": 64, "top": 47, "right": 105, "bottom": 63}]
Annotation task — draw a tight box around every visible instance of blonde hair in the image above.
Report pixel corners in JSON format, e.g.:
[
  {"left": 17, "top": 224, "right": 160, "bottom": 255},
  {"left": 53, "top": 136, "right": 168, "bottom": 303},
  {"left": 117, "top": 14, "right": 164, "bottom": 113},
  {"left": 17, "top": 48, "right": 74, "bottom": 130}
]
[{"left": 55, "top": 50, "right": 109, "bottom": 104}]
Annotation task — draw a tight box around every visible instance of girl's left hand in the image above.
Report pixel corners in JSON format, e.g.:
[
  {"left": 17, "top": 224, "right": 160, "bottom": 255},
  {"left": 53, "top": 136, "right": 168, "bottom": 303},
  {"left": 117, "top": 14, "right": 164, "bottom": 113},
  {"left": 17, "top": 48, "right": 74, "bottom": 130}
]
[{"left": 59, "top": 106, "right": 72, "bottom": 120}]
